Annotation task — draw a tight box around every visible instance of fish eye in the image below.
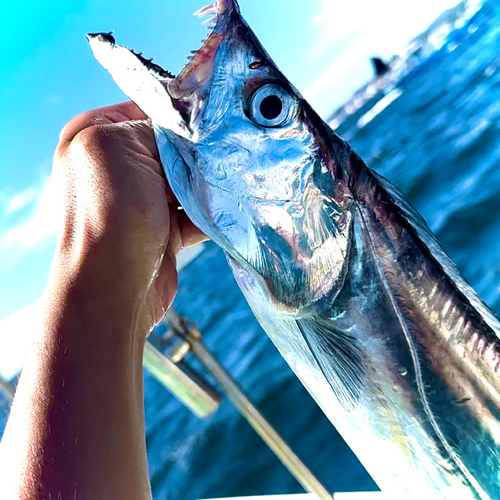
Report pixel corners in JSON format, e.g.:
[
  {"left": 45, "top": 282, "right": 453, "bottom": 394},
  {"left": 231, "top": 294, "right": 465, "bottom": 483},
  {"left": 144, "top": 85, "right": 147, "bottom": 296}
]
[{"left": 248, "top": 83, "right": 298, "bottom": 128}]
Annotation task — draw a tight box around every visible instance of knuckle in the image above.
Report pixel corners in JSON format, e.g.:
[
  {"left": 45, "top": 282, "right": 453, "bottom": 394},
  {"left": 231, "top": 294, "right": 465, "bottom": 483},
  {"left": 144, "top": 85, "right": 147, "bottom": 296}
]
[
  {"left": 58, "top": 110, "right": 94, "bottom": 143},
  {"left": 60, "top": 123, "right": 116, "bottom": 161},
  {"left": 72, "top": 125, "right": 106, "bottom": 148},
  {"left": 55, "top": 127, "right": 107, "bottom": 175},
  {"left": 58, "top": 109, "right": 118, "bottom": 151}
]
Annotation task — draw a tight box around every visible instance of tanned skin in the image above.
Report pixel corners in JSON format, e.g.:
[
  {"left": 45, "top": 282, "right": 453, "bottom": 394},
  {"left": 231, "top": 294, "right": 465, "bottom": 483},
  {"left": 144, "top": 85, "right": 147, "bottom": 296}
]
[{"left": 0, "top": 102, "right": 207, "bottom": 500}]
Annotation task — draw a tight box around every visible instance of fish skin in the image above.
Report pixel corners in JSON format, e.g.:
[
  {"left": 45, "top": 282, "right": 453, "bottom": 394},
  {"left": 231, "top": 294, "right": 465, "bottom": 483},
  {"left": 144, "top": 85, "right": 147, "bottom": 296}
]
[{"left": 88, "top": 1, "right": 500, "bottom": 498}]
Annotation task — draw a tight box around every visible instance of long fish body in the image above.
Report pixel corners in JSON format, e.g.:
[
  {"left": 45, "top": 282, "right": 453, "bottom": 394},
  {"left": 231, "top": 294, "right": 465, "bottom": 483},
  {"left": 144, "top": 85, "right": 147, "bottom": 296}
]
[{"left": 88, "top": 1, "right": 500, "bottom": 498}]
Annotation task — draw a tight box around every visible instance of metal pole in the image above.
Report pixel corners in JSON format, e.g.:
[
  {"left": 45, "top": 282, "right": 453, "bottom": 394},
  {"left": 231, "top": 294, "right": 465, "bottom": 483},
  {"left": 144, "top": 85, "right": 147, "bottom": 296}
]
[
  {"left": 143, "top": 341, "right": 220, "bottom": 419},
  {"left": 184, "top": 330, "right": 334, "bottom": 500}
]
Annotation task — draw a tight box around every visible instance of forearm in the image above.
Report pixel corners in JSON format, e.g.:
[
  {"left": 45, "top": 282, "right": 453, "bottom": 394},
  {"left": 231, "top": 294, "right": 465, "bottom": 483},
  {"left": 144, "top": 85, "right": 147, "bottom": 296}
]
[{"left": 0, "top": 256, "right": 151, "bottom": 500}]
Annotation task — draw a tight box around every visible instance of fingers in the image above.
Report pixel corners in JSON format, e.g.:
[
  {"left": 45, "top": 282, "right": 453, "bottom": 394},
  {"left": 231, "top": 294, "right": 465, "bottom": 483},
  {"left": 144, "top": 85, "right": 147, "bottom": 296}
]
[
  {"left": 58, "top": 115, "right": 161, "bottom": 176},
  {"left": 57, "top": 101, "right": 209, "bottom": 252},
  {"left": 59, "top": 101, "right": 148, "bottom": 146},
  {"left": 178, "top": 210, "right": 210, "bottom": 248},
  {"left": 111, "top": 119, "right": 161, "bottom": 164}
]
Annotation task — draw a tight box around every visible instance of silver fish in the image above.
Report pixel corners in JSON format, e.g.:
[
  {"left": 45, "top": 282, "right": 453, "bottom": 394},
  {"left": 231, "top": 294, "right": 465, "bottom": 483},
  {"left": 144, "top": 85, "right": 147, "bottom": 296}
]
[{"left": 88, "top": 1, "right": 500, "bottom": 498}]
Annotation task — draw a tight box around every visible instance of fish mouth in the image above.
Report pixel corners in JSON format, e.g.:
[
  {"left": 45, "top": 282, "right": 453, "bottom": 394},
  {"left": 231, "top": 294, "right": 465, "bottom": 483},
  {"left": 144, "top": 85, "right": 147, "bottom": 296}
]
[
  {"left": 168, "top": 0, "right": 235, "bottom": 100},
  {"left": 87, "top": 0, "right": 237, "bottom": 131}
]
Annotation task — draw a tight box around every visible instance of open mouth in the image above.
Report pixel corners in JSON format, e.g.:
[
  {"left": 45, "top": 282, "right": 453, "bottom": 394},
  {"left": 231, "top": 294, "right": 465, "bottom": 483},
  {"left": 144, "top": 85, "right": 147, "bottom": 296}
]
[
  {"left": 168, "top": 0, "right": 234, "bottom": 100},
  {"left": 87, "top": 0, "right": 235, "bottom": 130}
]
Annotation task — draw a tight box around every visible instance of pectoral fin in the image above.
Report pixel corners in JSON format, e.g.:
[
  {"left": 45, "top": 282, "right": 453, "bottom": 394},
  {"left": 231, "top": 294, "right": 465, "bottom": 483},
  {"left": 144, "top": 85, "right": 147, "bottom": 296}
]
[{"left": 296, "top": 317, "right": 365, "bottom": 411}]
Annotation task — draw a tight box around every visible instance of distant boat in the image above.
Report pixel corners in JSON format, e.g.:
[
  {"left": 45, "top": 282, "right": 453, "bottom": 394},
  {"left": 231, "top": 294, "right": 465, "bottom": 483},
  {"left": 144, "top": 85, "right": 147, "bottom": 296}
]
[
  {"left": 327, "top": 0, "right": 486, "bottom": 135},
  {"left": 370, "top": 57, "right": 390, "bottom": 77}
]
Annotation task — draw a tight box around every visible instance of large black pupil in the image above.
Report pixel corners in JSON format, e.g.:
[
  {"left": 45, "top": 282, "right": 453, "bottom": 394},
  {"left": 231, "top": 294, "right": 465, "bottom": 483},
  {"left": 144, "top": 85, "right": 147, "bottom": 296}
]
[{"left": 260, "top": 95, "right": 283, "bottom": 120}]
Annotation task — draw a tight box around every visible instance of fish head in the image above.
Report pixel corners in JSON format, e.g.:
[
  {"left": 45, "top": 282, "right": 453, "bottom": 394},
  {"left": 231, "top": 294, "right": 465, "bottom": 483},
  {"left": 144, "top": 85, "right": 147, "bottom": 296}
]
[{"left": 89, "top": 0, "right": 354, "bottom": 314}]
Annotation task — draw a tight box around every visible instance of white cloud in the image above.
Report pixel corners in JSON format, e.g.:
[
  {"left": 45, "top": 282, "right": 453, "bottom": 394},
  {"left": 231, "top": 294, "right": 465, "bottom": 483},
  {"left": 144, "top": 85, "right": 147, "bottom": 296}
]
[
  {"left": 305, "top": 0, "right": 462, "bottom": 113},
  {"left": 0, "top": 179, "right": 57, "bottom": 265},
  {"left": 304, "top": 39, "right": 373, "bottom": 109},
  {"left": 312, "top": 0, "right": 462, "bottom": 57},
  {"left": 4, "top": 187, "right": 38, "bottom": 215}
]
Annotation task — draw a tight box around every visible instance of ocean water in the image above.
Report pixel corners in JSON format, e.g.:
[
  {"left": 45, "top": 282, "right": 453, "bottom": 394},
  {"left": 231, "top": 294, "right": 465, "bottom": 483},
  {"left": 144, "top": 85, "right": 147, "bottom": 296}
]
[{"left": 2, "top": 1, "right": 500, "bottom": 498}]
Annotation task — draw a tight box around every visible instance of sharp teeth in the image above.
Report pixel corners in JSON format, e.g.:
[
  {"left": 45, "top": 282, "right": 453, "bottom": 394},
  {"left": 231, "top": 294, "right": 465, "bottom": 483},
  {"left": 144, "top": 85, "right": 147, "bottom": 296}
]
[
  {"left": 216, "top": 0, "right": 233, "bottom": 14},
  {"left": 194, "top": 3, "right": 217, "bottom": 17},
  {"left": 201, "top": 16, "right": 218, "bottom": 26}
]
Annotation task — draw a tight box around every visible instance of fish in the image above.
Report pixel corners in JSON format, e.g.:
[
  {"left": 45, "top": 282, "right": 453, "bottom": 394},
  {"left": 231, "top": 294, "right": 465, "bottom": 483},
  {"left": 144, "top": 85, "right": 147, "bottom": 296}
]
[{"left": 87, "top": 1, "right": 500, "bottom": 498}]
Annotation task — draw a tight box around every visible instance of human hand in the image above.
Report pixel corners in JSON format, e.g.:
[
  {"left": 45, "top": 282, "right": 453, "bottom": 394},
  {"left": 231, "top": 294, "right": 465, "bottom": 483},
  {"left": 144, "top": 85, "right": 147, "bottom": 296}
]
[
  {"left": 0, "top": 102, "right": 200, "bottom": 500},
  {"left": 53, "top": 101, "right": 207, "bottom": 334}
]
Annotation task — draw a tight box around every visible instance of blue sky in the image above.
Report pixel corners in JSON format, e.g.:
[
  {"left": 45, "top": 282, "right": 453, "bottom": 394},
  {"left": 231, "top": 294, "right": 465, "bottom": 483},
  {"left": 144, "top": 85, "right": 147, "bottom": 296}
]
[{"left": 0, "top": 0, "right": 462, "bottom": 322}]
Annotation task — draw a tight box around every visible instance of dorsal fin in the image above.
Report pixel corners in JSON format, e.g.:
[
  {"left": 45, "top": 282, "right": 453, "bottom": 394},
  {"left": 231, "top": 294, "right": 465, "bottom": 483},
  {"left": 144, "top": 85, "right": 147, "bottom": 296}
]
[{"left": 371, "top": 169, "right": 500, "bottom": 338}]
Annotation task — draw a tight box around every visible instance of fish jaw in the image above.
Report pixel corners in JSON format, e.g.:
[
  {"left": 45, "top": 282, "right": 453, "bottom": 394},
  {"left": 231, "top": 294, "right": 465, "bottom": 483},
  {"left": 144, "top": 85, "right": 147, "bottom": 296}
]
[
  {"left": 166, "top": 0, "right": 237, "bottom": 110},
  {"left": 86, "top": 33, "right": 187, "bottom": 140},
  {"left": 87, "top": 0, "right": 236, "bottom": 135}
]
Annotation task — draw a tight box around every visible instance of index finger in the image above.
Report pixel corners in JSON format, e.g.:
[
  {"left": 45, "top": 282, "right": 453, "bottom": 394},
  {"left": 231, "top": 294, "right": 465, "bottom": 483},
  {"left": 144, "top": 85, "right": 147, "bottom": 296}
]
[{"left": 59, "top": 101, "right": 148, "bottom": 146}]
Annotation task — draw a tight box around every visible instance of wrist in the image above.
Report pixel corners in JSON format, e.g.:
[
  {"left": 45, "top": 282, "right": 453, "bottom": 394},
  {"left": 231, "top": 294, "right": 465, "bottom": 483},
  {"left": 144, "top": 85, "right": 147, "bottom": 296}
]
[{"left": 44, "top": 246, "right": 154, "bottom": 348}]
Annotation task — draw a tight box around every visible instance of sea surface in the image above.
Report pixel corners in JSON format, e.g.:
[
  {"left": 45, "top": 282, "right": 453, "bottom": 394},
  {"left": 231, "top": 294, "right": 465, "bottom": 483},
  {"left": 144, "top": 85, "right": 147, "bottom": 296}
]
[{"left": 2, "top": 1, "right": 500, "bottom": 498}]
